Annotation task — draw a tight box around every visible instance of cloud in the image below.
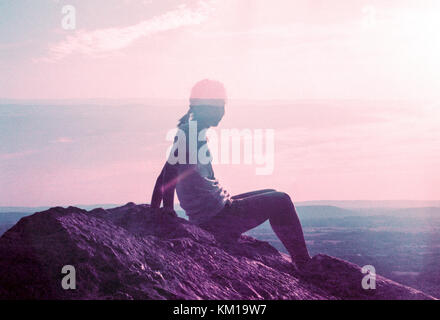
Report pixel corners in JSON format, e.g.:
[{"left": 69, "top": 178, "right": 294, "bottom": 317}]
[
  {"left": 52, "top": 137, "right": 74, "bottom": 144},
  {"left": 0, "top": 150, "right": 36, "bottom": 161},
  {"left": 46, "top": 1, "right": 215, "bottom": 61}
]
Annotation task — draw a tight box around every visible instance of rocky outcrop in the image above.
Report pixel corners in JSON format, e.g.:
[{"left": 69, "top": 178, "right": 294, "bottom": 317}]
[{"left": 0, "top": 203, "right": 434, "bottom": 300}]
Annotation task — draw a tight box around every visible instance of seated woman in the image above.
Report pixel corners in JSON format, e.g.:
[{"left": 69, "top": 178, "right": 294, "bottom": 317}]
[{"left": 150, "top": 79, "right": 311, "bottom": 270}]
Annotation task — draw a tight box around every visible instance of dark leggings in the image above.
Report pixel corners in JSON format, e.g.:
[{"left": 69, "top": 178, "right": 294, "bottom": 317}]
[{"left": 200, "top": 189, "right": 311, "bottom": 268}]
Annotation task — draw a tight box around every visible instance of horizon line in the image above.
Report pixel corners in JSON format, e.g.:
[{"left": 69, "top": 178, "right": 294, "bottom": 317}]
[
  {"left": 1, "top": 199, "right": 440, "bottom": 209},
  {"left": 0, "top": 97, "right": 434, "bottom": 104}
]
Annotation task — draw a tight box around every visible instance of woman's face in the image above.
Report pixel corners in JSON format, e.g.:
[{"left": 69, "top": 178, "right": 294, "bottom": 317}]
[{"left": 192, "top": 105, "right": 225, "bottom": 127}]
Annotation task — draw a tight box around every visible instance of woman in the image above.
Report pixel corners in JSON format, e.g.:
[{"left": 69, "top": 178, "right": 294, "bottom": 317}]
[{"left": 150, "top": 79, "right": 312, "bottom": 270}]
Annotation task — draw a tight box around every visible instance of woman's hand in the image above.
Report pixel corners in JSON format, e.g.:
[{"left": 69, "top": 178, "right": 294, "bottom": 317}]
[
  {"left": 151, "top": 206, "right": 177, "bottom": 218},
  {"left": 161, "top": 207, "right": 177, "bottom": 217}
]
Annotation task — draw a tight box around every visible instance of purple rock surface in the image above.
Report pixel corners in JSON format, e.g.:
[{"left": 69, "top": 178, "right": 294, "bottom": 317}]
[{"left": 0, "top": 203, "right": 435, "bottom": 300}]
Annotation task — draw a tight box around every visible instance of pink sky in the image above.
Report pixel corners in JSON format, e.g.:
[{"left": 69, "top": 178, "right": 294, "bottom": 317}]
[
  {"left": 2, "top": 0, "right": 440, "bottom": 100},
  {"left": 0, "top": 1, "right": 439, "bottom": 206}
]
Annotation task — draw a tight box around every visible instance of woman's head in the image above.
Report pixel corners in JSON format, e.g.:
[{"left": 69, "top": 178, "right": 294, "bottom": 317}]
[{"left": 179, "top": 79, "right": 227, "bottom": 128}]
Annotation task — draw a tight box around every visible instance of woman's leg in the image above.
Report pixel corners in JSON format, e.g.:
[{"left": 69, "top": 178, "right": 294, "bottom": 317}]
[
  {"left": 203, "top": 191, "right": 311, "bottom": 269},
  {"left": 231, "top": 189, "right": 276, "bottom": 200}
]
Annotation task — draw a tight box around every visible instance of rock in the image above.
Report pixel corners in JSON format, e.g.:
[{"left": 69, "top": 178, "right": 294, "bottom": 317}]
[{"left": 0, "top": 204, "right": 435, "bottom": 300}]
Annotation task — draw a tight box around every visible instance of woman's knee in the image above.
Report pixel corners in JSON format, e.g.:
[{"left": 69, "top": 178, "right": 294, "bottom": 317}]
[
  {"left": 274, "top": 191, "right": 292, "bottom": 202},
  {"left": 270, "top": 191, "right": 294, "bottom": 211}
]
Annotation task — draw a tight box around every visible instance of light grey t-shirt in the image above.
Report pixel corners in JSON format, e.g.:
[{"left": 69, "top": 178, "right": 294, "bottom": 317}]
[{"left": 173, "top": 123, "right": 231, "bottom": 225}]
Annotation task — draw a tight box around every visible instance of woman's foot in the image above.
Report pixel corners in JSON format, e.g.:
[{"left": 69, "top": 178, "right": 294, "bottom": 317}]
[
  {"left": 293, "top": 256, "right": 313, "bottom": 275},
  {"left": 294, "top": 254, "right": 334, "bottom": 279}
]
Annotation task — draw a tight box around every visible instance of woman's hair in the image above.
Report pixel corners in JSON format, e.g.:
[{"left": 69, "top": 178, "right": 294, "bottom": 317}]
[{"left": 177, "top": 107, "right": 192, "bottom": 127}]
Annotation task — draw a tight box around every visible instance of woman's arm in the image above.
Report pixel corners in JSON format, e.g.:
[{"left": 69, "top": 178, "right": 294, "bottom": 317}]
[
  {"left": 150, "top": 165, "right": 165, "bottom": 208},
  {"left": 150, "top": 162, "right": 178, "bottom": 209},
  {"left": 162, "top": 162, "right": 178, "bottom": 209}
]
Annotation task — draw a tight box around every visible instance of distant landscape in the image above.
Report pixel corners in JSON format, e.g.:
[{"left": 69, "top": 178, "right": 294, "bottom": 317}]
[{"left": 1, "top": 200, "right": 439, "bottom": 298}]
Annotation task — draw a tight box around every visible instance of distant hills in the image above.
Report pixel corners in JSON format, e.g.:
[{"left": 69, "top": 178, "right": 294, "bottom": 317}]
[
  {"left": 295, "top": 205, "right": 357, "bottom": 220},
  {"left": 3, "top": 200, "right": 439, "bottom": 213},
  {"left": 1, "top": 202, "right": 439, "bottom": 228},
  {"left": 296, "top": 200, "right": 440, "bottom": 209}
]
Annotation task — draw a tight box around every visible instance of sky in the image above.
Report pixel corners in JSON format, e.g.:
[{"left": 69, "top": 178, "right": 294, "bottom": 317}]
[
  {"left": 1, "top": 0, "right": 440, "bottom": 100},
  {"left": 0, "top": 1, "right": 439, "bottom": 206}
]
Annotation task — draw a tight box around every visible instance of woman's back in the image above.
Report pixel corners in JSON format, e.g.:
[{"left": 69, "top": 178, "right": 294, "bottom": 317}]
[{"left": 172, "top": 122, "right": 230, "bottom": 225}]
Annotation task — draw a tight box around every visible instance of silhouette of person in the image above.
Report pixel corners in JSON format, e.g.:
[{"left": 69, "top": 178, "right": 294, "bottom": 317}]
[{"left": 151, "top": 79, "right": 311, "bottom": 270}]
